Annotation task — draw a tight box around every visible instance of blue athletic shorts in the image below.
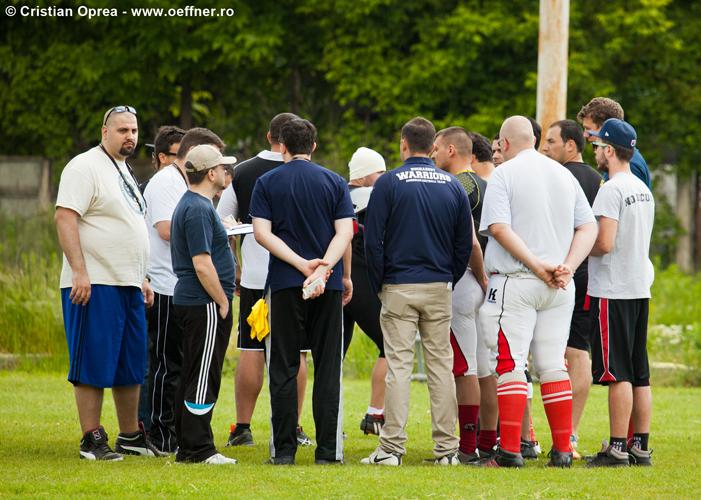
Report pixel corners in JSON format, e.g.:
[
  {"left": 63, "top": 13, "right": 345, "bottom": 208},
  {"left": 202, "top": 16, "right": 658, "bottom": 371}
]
[{"left": 61, "top": 285, "right": 147, "bottom": 388}]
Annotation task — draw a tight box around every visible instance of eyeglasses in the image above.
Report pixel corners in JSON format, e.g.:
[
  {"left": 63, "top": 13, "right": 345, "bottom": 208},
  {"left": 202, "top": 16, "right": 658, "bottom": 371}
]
[{"left": 103, "top": 105, "right": 137, "bottom": 125}]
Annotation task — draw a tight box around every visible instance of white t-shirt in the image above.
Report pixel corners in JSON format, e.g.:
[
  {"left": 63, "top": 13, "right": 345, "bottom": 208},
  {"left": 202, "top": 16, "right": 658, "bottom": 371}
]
[
  {"left": 56, "top": 146, "right": 149, "bottom": 288},
  {"left": 143, "top": 165, "right": 187, "bottom": 295},
  {"left": 588, "top": 172, "right": 655, "bottom": 299},
  {"left": 217, "top": 169, "right": 269, "bottom": 290},
  {"left": 480, "top": 149, "right": 595, "bottom": 275}
]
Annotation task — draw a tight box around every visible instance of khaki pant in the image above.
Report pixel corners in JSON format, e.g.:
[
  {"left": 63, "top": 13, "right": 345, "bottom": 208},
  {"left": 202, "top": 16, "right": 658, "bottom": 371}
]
[{"left": 378, "top": 282, "right": 458, "bottom": 458}]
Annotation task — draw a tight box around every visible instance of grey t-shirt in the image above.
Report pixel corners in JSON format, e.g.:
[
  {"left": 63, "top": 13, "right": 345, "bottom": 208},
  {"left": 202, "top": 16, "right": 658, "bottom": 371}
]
[{"left": 588, "top": 172, "right": 655, "bottom": 299}]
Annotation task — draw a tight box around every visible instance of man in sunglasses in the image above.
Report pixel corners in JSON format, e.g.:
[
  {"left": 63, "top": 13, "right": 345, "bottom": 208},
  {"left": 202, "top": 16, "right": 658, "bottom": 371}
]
[
  {"left": 586, "top": 119, "right": 654, "bottom": 467},
  {"left": 141, "top": 127, "right": 226, "bottom": 454},
  {"left": 55, "top": 105, "right": 164, "bottom": 460},
  {"left": 577, "top": 97, "right": 652, "bottom": 190}
]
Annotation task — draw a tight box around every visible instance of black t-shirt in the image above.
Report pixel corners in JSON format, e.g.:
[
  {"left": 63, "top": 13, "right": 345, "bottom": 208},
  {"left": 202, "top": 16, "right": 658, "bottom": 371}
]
[
  {"left": 455, "top": 170, "right": 487, "bottom": 252},
  {"left": 562, "top": 161, "right": 603, "bottom": 279},
  {"left": 562, "top": 161, "right": 603, "bottom": 207},
  {"left": 231, "top": 152, "right": 284, "bottom": 224}
]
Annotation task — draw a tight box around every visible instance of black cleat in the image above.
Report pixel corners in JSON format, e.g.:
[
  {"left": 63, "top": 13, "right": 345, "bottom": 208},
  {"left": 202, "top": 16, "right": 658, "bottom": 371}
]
[
  {"left": 360, "top": 413, "right": 385, "bottom": 435},
  {"left": 520, "top": 439, "right": 539, "bottom": 459},
  {"left": 471, "top": 447, "right": 524, "bottom": 468},
  {"left": 457, "top": 450, "right": 481, "bottom": 464},
  {"left": 226, "top": 424, "right": 254, "bottom": 447},
  {"left": 587, "top": 441, "right": 630, "bottom": 468},
  {"left": 267, "top": 455, "right": 295, "bottom": 465},
  {"left": 546, "top": 448, "right": 573, "bottom": 468},
  {"left": 115, "top": 422, "right": 168, "bottom": 457},
  {"left": 80, "top": 426, "right": 123, "bottom": 461},
  {"left": 315, "top": 458, "right": 344, "bottom": 465},
  {"left": 628, "top": 445, "right": 653, "bottom": 466}
]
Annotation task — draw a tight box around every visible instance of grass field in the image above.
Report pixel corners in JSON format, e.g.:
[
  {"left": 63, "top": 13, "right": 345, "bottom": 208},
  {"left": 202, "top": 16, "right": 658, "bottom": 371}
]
[{"left": 1, "top": 372, "right": 700, "bottom": 498}]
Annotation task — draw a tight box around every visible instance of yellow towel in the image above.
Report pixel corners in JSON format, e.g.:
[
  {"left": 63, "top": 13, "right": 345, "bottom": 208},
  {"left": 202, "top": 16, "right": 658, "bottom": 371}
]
[{"left": 247, "top": 298, "right": 270, "bottom": 341}]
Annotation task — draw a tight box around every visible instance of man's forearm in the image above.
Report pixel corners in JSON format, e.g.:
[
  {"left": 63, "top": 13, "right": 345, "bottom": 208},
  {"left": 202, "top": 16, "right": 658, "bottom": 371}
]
[
  {"left": 490, "top": 223, "right": 542, "bottom": 273},
  {"left": 255, "top": 229, "right": 305, "bottom": 270},
  {"left": 194, "top": 258, "right": 228, "bottom": 306},
  {"left": 55, "top": 209, "right": 87, "bottom": 274},
  {"left": 321, "top": 229, "right": 354, "bottom": 272},
  {"left": 342, "top": 243, "right": 352, "bottom": 279},
  {"left": 564, "top": 222, "right": 598, "bottom": 269}
]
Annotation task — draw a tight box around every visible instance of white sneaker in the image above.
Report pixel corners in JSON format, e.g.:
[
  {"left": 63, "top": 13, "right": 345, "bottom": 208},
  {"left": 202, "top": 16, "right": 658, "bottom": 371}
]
[
  {"left": 204, "top": 453, "right": 238, "bottom": 465},
  {"left": 434, "top": 453, "right": 459, "bottom": 466},
  {"left": 360, "top": 448, "right": 402, "bottom": 466}
]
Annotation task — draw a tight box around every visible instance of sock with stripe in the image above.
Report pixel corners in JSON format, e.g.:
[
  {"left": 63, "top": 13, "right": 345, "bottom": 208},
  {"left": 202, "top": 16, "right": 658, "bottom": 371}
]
[
  {"left": 458, "top": 405, "right": 479, "bottom": 454},
  {"left": 610, "top": 436, "right": 627, "bottom": 452},
  {"left": 632, "top": 433, "right": 649, "bottom": 451},
  {"left": 496, "top": 372, "right": 528, "bottom": 454},
  {"left": 540, "top": 371, "right": 573, "bottom": 453}
]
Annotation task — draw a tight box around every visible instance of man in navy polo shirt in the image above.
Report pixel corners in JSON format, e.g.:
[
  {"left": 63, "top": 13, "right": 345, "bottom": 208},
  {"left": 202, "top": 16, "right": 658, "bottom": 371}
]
[
  {"left": 251, "top": 118, "right": 354, "bottom": 465},
  {"left": 171, "top": 143, "right": 238, "bottom": 465},
  {"left": 362, "top": 116, "right": 472, "bottom": 466}
]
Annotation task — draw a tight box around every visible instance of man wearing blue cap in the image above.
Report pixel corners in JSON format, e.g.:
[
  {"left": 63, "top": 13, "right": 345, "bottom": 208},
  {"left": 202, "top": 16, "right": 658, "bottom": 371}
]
[{"left": 585, "top": 118, "right": 655, "bottom": 467}]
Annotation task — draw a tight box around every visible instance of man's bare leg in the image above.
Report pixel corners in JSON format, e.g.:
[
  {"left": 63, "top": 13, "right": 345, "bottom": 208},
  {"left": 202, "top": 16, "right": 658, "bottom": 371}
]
[
  {"left": 234, "top": 350, "right": 265, "bottom": 424},
  {"left": 74, "top": 384, "right": 104, "bottom": 433},
  {"left": 112, "top": 385, "right": 140, "bottom": 434}
]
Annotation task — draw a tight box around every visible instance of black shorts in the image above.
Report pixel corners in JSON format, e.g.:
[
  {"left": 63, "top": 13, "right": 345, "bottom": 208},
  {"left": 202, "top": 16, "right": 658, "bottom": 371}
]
[
  {"left": 589, "top": 297, "right": 650, "bottom": 387},
  {"left": 343, "top": 258, "right": 384, "bottom": 358},
  {"left": 237, "top": 286, "right": 310, "bottom": 352},
  {"left": 567, "top": 266, "right": 592, "bottom": 351}
]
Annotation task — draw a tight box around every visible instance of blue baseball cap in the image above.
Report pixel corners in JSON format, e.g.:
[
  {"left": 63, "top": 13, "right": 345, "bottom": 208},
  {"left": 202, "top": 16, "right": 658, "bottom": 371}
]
[{"left": 589, "top": 118, "right": 637, "bottom": 149}]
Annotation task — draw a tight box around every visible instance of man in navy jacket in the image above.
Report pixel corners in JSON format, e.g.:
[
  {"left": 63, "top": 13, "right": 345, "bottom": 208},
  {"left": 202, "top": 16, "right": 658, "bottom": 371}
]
[{"left": 361, "top": 117, "right": 472, "bottom": 466}]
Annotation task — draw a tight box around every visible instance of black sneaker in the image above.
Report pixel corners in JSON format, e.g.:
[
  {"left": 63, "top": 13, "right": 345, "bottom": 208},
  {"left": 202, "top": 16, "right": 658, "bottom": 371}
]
[
  {"left": 628, "top": 445, "right": 653, "bottom": 466},
  {"left": 587, "top": 442, "right": 630, "bottom": 467},
  {"left": 471, "top": 447, "right": 524, "bottom": 468},
  {"left": 267, "top": 455, "right": 295, "bottom": 465},
  {"left": 226, "top": 424, "right": 254, "bottom": 447},
  {"left": 546, "top": 448, "right": 573, "bottom": 468},
  {"left": 80, "top": 426, "right": 123, "bottom": 461},
  {"left": 520, "top": 439, "right": 539, "bottom": 459},
  {"left": 296, "top": 426, "right": 313, "bottom": 446},
  {"left": 315, "top": 458, "right": 344, "bottom": 465},
  {"left": 115, "top": 422, "right": 168, "bottom": 457},
  {"left": 477, "top": 447, "right": 496, "bottom": 459},
  {"left": 360, "top": 413, "right": 385, "bottom": 435}
]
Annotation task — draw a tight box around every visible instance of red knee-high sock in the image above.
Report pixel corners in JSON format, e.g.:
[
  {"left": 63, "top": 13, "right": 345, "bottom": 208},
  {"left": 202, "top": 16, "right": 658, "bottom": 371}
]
[
  {"left": 458, "top": 405, "right": 479, "bottom": 454},
  {"left": 497, "top": 380, "right": 528, "bottom": 454},
  {"left": 627, "top": 417, "right": 635, "bottom": 444},
  {"left": 541, "top": 379, "right": 573, "bottom": 453}
]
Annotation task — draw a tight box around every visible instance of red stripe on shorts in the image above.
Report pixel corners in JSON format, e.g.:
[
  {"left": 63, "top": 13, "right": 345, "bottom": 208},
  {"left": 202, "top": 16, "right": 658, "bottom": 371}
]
[{"left": 598, "top": 298, "right": 616, "bottom": 383}]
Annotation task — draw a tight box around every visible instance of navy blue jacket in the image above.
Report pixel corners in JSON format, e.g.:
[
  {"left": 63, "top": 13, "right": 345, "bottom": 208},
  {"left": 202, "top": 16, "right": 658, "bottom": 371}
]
[{"left": 364, "top": 157, "right": 472, "bottom": 294}]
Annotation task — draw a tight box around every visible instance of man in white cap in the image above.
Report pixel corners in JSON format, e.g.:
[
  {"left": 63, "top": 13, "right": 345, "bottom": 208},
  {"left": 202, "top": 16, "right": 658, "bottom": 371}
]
[
  {"left": 345, "top": 147, "right": 388, "bottom": 436},
  {"left": 170, "top": 143, "right": 238, "bottom": 464}
]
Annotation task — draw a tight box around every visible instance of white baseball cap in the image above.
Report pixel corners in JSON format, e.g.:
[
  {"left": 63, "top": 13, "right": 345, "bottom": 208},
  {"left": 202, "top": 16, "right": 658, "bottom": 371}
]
[
  {"left": 348, "top": 147, "right": 386, "bottom": 181},
  {"left": 185, "top": 144, "right": 237, "bottom": 172}
]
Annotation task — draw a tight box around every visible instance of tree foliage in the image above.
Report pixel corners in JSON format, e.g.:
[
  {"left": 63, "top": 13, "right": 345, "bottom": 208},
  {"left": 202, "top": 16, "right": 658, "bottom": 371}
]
[{"left": 0, "top": 0, "right": 698, "bottom": 175}]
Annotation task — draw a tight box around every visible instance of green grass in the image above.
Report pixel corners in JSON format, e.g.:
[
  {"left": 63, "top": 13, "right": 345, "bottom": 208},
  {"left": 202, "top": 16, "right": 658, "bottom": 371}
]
[{"left": 0, "top": 372, "right": 700, "bottom": 498}]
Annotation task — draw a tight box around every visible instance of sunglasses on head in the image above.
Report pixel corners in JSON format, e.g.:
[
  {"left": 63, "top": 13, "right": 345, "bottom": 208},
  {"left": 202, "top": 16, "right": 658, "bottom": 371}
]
[{"left": 104, "top": 105, "right": 137, "bottom": 125}]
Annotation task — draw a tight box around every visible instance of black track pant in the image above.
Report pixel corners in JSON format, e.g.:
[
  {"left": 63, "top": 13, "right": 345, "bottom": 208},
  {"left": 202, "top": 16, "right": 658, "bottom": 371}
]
[
  {"left": 146, "top": 292, "right": 183, "bottom": 452},
  {"left": 343, "top": 259, "right": 384, "bottom": 358},
  {"left": 174, "top": 301, "right": 232, "bottom": 463},
  {"left": 266, "top": 288, "right": 343, "bottom": 461}
]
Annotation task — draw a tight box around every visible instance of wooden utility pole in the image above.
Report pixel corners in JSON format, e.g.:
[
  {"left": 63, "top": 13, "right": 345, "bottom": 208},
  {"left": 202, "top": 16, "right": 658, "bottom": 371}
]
[{"left": 536, "top": 0, "right": 570, "bottom": 145}]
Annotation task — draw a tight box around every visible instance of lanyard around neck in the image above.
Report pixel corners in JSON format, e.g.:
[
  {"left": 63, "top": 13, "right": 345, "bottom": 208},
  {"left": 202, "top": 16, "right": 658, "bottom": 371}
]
[{"left": 99, "top": 144, "right": 146, "bottom": 214}]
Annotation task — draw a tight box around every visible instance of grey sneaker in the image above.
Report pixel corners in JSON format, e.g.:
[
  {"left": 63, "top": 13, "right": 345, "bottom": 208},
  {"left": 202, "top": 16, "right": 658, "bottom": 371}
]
[
  {"left": 587, "top": 441, "right": 630, "bottom": 467},
  {"left": 546, "top": 448, "right": 573, "bottom": 468},
  {"left": 80, "top": 426, "right": 123, "bottom": 461},
  {"left": 115, "top": 423, "right": 168, "bottom": 457},
  {"left": 629, "top": 445, "right": 653, "bottom": 466},
  {"left": 296, "top": 426, "right": 313, "bottom": 447}
]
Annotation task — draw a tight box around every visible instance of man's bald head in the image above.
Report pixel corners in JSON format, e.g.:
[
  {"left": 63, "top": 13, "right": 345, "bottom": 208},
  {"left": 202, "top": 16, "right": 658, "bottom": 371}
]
[{"left": 499, "top": 115, "right": 535, "bottom": 161}]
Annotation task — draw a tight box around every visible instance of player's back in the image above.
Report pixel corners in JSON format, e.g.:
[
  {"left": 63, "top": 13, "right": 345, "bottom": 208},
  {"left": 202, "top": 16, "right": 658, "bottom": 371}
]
[{"left": 482, "top": 149, "right": 590, "bottom": 274}]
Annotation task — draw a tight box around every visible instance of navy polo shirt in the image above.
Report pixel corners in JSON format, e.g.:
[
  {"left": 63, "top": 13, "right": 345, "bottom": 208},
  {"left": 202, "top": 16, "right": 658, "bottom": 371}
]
[
  {"left": 249, "top": 159, "right": 354, "bottom": 293},
  {"left": 171, "top": 190, "right": 236, "bottom": 305}
]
